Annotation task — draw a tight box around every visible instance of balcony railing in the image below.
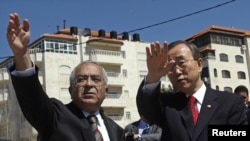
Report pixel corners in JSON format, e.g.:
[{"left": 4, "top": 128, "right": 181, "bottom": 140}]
[
  {"left": 102, "top": 93, "right": 128, "bottom": 107},
  {"left": 107, "top": 115, "right": 123, "bottom": 121},
  {"left": 90, "top": 49, "right": 123, "bottom": 65},
  {"left": 29, "top": 48, "right": 43, "bottom": 63},
  {"left": 0, "top": 68, "right": 9, "bottom": 85},
  {"left": 0, "top": 89, "right": 8, "bottom": 101},
  {"left": 106, "top": 72, "right": 125, "bottom": 86},
  {"left": 106, "top": 94, "right": 121, "bottom": 99}
]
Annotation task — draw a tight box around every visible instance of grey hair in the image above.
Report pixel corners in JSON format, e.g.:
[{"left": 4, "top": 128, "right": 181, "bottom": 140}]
[{"left": 69, "top": 60, "right": 108, "bottom": 86}]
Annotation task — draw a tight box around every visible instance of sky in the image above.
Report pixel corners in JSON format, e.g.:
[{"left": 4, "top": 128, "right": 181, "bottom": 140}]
[{"left": 1, "top": 0, "right": 250, "bottom": 61}]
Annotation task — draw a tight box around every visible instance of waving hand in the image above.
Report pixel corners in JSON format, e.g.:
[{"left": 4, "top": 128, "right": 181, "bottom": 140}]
[{"left": 145, "top": 41, "right": 169, "bottom": 83}]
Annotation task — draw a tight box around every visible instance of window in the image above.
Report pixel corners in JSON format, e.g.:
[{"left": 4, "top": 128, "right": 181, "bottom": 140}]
[
  {"left": 126, "top": 111, "right": 131, "bottom": 120},
  {"left": 107, "top": 113, "right": 120, "bottom": 120},
  {"left": 222, "top": 70, "right": 230, "bottom": 78},
  {"left": 237, "top": 71, "right": 246, "bottom": 79},
  {"left": 222, "top": 37, "right": 229, "bottom": 45},
  {"left": 214, "top": 68, "right": 217, "bottom": 77},
  {"left": 224, "top": 87, "right": 232, "bottom": 93},
  {"left": 59, "top": 65, "right": 71, "bottom": 75},
  {"left": 216, "top": 85, "right": 219, "bottom": 90},
  {"left": 139, "top": 70, "right": 147, "bottom": 80},
  {"left": 211, "top": 34, "right": 220, "bottom": 44},
  {"left": 43, "top": 39, "right": 77, "bottom": 54},
  {"left": 122, "top": 69, "right": 127, "bottom": 77},
  {"left": 219, "top": 53, "right": 228, "bottom": 62},
  {"left": 235, "top": 55, "right": 244, "bottom": 63}
]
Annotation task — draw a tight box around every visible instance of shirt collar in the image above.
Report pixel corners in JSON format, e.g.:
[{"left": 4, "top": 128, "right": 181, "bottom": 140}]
[
  {"left": 193, "top": 83, "right": 206, "bottom": 105},
  {"left": 186, "top": 83, "right": 206, "bottom": 105},
  {"left": 83, "top": 110, "right": 100, "bottom": 118}
]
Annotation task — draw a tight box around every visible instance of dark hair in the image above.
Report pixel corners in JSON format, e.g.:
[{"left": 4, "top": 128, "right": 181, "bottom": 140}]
[
  {"left": 168, "top": 40, "right": 201, "bottom": 60},
  {"left": 234, "top": 85, "right": 249, "bottom": 95}
]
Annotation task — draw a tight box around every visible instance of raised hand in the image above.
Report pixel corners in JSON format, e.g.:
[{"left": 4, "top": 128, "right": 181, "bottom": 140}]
[
  {"left": 6, "top": 13, "right": 32, "bottom": 70},
  {"left": 6, "top": 13, "right": 30, "bottom": 56},
  {"left": 145, "top": 41, "right": 169, "bottom": 83}
]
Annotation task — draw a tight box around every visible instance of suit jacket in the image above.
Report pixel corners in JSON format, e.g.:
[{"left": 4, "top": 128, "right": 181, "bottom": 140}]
[
  {"left": 137, "top": 80, "right": 247, "bottom": 141},
  {"left": 245, "top": 102, "right": 250, "bottom": 124},
  {"left": 124, "top": 119, "right": 162, "bottom": 141},
  {"left": 9, "top": 66, "right": 124, "bottom": 141}
]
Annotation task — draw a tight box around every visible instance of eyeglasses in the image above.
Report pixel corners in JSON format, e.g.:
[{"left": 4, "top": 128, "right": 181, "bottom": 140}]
[
  {"left": 74, "top": 75, "right": 106, "bottom": 87},
  {"left": 168, "top": 58, "right": 196, "bottom": 71}
]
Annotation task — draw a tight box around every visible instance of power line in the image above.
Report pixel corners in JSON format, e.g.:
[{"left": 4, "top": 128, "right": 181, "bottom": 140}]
[
  {"left": 0, "top": 0, "right": 235, "bottom": 60},
  {"left": 124, "top": 0, "right": 236, "bottom": 34}
]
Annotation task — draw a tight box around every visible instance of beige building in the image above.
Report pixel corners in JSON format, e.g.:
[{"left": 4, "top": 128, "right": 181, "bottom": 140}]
[
  {"left": 186, "top": 25, "right": 250, "bottom": 92},
  {"left": 0, "top": 25, "right": 249, "bottom": 140}
]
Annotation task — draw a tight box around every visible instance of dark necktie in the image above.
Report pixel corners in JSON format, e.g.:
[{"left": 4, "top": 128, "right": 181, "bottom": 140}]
[
  {"left": 87, "top": 115, "right": 104, "bottom": 141},
  {"left": 189, "top": 96, "right": 199, "bottom": 125}
]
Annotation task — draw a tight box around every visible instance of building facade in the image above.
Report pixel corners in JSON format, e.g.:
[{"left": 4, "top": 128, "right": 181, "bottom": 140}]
[{"left": 186, "top": 25, "right": 250, "bottom": 92}]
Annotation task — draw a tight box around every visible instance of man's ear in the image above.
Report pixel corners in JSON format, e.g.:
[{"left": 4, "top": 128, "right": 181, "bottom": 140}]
[
  {"left": 197, "top": 58, "right": 203, "bottom": 72},
  {"left": 68, "top": 86, "right": 73, "bottom": 98}
]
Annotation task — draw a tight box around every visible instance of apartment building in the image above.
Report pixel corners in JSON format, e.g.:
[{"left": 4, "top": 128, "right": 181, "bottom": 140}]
[
  {"left": 0, "top": 25, "right": 249, "bottom": 140},
  {"left": 186, "top": 25, "right": 250, "bottom": 92}
]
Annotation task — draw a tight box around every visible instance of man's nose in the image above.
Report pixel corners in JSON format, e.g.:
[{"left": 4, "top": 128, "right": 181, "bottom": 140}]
[{"left": 85, "top": 76, "right": 94, "bottom": 86}]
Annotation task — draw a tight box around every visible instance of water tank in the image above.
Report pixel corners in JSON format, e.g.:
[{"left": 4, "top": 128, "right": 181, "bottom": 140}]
[
  {"left": 110, "top": 31, "right": 117, "bottom": 39},
  {"left": 122, "top": 32, "right": 129, "bottom": 40},
  {"left": 82, "top": 28, "right": 91, "bottom": 36},
  {"left": 133, "top": 33, "right": 140, "bottom": 41},
  {"left": 98, "top": 29, "right": 106, "bottom": 38},
  {"left": 70, "top": 26, "right": 78, "bottom": 35}
]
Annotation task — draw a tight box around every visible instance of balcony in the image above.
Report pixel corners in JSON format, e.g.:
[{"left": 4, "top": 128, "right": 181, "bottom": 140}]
[
  {"left": 102, "top": 93, "right": 128, "bottom": 107},
  {"left": 29, "top": 48, "right": 43, "bottom": 66},
  {"left": 0, "top": 68, "right": 9, "bottom": 86},
  {"left": 90, "top": 50, "right": 123, "bottom": 65},
  {"left": 106, "top": 72, "right": 125, "bottom": 86},
  {"left": 0, "top": 89, "right": 8, "bottom": 101},
  {"left": 107, "top": 115, "right": 123, "bottom": 121}
]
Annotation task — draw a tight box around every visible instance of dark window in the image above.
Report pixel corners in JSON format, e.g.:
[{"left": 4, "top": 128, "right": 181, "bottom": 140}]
[
  {"left": 220, "top": 53, "right": 228, "bottom": 62},
  {"left": 214, "top": 68, "right": 217, "bottom": 77},
  {"left": 224, "top": 87, "right": 232, "bottom": 93},
  {"left": 235, "top": 55, "right": 244, "bottom": 63},
  {"left": 237, "top": 71, "right": 246, "bottom": 79},
  {"left": 222, "top": 70, "right": 230, "bottom": 78}
]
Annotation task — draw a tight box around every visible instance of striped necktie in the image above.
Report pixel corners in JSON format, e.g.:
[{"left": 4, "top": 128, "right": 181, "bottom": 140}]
[{"left": 87, "top": 115, "right": 104, "bottom": 141}]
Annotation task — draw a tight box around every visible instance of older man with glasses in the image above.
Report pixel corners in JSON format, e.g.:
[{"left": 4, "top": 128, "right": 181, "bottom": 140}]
[
  {"left": 6, "top": 12, "right": 123, "bottom": 141},
  {"left": 136, "top": 40, "right": 247, "bottom": 141}
]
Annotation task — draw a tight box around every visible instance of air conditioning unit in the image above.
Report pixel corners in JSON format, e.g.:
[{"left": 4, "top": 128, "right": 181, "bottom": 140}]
[{"left": 241, "top": 45, "right": 247, "bottom": 50}]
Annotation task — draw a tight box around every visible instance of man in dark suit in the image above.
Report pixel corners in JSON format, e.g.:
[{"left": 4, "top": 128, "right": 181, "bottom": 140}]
[
  {"left": 7, "top": 12, "right": 123, "bottom": 141},
  {"left": 136, "top": 40, "right": 247, "bottom": 141},
  {"left": 124, "top": 114, "right": 162, "bottom": 141},
  {"left": 234, "top": 85, "right": 250, "bottom": 124}
]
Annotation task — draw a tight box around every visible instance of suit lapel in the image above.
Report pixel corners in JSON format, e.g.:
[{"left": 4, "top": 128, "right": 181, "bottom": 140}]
[
  {"left": 193, "top": 88, "right": 219, "bottom": 140},
  {"left": 66, "top": 102, "right": 96, "bottom": 140},
  {"left": 179, "top": 94, "right": 195, "bottom": 138},
  {"left": 102, "top": 114, "right": 118, "bottom": 141}
]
